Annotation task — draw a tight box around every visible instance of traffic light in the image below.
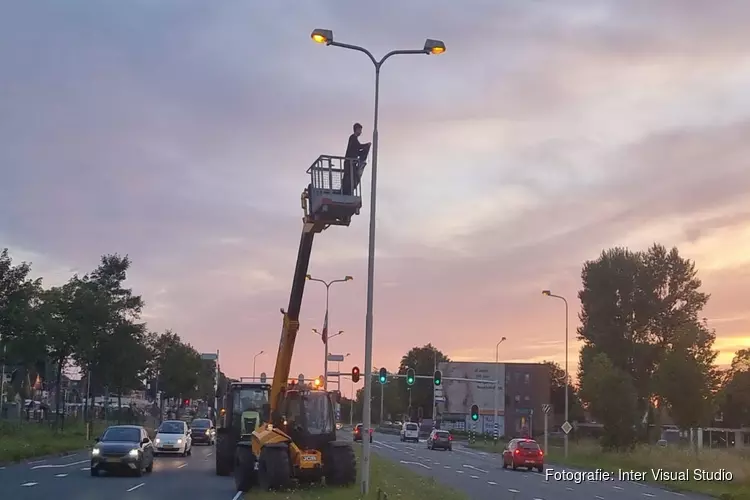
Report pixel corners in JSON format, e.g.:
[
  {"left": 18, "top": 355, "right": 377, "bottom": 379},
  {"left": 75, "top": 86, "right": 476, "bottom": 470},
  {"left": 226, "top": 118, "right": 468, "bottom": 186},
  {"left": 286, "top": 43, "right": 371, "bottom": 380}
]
[
  {"left": 470, "top": 404, "right": 479, "bottom": 421},
  {"left": 406, "top": 368, "right": 415, "bottom": 386},
  {"left": 184, "top": 399, "right": 190, "bottom": 407},
  {"left": 351, "top": 366, "right": 360, "bottom": 383},
  {"left": 433, "top": 369, "right": 442, "bottom": 386},
  {"left": 378, "top": 367, "right": 387, "bottom": 384}
]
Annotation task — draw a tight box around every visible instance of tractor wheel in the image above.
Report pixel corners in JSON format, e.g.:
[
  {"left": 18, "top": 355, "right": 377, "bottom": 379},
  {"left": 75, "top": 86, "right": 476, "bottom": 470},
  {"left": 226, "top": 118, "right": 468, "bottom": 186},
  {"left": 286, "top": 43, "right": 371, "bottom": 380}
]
[
  {"left": 234, "top": 446, "right": 257, "bottom": 492},
  {"left": 257, "top": 445, "right": 291, "bottom": 491},
  {"left": 324, "top": 443, "right": 357, "bottom": 486},
  {"left": 215, "top": 434, "right": 232, "bottom": 476}
]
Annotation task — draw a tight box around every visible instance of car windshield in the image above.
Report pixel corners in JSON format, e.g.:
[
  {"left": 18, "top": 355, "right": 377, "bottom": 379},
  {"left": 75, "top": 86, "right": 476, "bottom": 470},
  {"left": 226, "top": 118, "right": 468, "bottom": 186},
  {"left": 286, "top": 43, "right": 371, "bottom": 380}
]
[
  {"left": 101, "top": 427, "right": 140, "bottom": 442},
  {"left": 519, "top": 441, "right": 540, "bottom": 450},
  {"left": 158, "top": 421, "right": 185, "bottom": 434},
  {"left": 355, "top": 424, "right": 363, "bottom": 430},
  {"left": 191, "top": 419, "right": 211, "bottom": 428},
  {"left": 406, "top": 423, "right": 418, "bottom": 430}
]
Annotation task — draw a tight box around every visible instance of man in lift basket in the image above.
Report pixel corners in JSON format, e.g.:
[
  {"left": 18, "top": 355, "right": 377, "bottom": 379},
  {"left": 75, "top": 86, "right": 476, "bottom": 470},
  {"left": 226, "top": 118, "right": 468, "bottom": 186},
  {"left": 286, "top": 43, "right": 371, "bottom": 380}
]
[{"left": 343, "top": 122, "right": 371, "bottom": 195}]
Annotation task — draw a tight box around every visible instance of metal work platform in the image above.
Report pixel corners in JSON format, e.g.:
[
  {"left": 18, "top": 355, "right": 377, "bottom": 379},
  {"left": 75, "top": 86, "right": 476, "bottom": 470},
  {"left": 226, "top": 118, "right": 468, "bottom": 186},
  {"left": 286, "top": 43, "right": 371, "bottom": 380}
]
[{"left": 302, "top": 155, "right": 363, "bottom": 233}]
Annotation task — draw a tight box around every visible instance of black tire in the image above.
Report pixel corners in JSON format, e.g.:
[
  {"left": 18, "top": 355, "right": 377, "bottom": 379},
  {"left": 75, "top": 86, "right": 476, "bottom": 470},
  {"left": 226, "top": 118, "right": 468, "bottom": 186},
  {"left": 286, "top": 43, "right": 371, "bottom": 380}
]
[
  {"left": 215, "top": 435, "right": 232, "bottom": 476},
  {"left": 234, "top": 446, "right": 257, "bottom": 492},
  {"left": 90, "top": 467, "right": 98, "bottom": 477},
  {"left": 257, "top": 445, "right": 291, "bottom": 491},
  {"left": 537, "top": 466, "right": 544, "bottom": 473},
  {"left": 324, "top": 443, "right": 357, "bottom": 486}
]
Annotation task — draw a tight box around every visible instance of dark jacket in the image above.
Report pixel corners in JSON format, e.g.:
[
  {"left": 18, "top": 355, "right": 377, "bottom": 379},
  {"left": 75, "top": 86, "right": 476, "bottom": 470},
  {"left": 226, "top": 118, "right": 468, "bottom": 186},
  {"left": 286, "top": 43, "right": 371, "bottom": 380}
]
[{"left": 345, "top": 133, "right": 364, "bottom": 159}]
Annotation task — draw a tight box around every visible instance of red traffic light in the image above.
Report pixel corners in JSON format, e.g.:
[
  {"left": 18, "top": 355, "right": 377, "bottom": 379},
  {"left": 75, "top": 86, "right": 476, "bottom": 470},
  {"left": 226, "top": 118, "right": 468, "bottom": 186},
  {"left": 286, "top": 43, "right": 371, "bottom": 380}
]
[{"left": 352, "top": 366, "right": 361, "bottom": 383}]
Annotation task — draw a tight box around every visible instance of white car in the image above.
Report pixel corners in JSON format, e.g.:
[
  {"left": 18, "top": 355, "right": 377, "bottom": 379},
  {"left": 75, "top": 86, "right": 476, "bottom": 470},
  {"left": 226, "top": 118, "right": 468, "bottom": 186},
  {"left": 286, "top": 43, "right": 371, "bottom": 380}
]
[
  {"left": 154, "top": 420, "right": 192, "bottom": 456},
  {"left": 400, "top": 422, "right": 420, "bottom": 443}
]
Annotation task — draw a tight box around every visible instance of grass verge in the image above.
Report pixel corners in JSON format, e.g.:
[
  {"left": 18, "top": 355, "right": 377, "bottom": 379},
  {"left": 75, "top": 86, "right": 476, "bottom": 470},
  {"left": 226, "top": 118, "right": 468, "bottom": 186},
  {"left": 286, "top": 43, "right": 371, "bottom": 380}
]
[
  {"left": 244, "top": 446, "right": 468, "bottom": 500},
  {"left": 469, "top": 439, "right": 750, "bottom": 499},
  {"left": 0, "top": 420, "right": 109, "bottom": 464}
]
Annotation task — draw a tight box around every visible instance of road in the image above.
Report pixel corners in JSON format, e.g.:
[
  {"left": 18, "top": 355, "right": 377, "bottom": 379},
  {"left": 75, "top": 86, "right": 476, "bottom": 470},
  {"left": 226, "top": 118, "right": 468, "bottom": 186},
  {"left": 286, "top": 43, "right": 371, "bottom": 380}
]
[
  {"left": 365, "top": 432, "right": 712, "bottom": 500},
  {"left": 0, "top": 444, "right": 240, "bottom": 500}
]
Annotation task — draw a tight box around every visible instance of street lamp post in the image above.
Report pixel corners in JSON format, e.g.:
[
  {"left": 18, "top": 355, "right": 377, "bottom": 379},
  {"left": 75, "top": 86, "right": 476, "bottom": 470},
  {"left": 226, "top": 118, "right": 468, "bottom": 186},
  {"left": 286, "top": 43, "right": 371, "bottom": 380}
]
[
  {"left": 306, "top": 274, "right": 353, "bottom": 391},
  {"left": 253, "top": 350, "right": 264, "bottom": 379},
  {"left": 311, "top": 28, "right": 445, "bottom": 497},
  {"left": 542, "top": 290, "right": 569, "bottom": 458},
  {"left": 493, "top": 337, "right": 507, "bottom": 444}
]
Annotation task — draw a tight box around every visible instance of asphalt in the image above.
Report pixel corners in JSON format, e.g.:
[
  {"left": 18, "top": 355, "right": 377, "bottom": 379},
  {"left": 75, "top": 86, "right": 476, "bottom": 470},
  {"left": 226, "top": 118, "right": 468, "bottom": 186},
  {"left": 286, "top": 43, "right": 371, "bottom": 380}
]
[
  {"left": 0, "top": 443, "right": 239, "bottom": 500},
  {"left": 363, "top": 432, "right": 714, "bottom": 500}
]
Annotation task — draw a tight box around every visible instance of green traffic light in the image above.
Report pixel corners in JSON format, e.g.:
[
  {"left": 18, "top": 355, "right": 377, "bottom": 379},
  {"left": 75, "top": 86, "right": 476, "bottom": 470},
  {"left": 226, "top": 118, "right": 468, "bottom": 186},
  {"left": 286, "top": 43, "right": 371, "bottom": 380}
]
[
  {"left": 471, "top": 413, "right": 479, "bottom": 421},
  {"left": 379, "top": 376, "right": 386, "bottom": 383}
]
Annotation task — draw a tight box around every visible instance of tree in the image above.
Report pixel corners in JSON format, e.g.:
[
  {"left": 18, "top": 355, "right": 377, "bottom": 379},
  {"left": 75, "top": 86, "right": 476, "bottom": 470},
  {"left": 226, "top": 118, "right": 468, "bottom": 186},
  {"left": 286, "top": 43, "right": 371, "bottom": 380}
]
[
  {"left": 397, "top": 344, "right": 450, "bottom": 419},
  {"left": 150, "top": 330, "right": 202, "bottom": 400},
  {"left": 719, "top": 350, "right": 750, "bottom": 427},
  {"left": 579, "top": 352, "right": 638, "bottom": 450},
  {"left": 542, "top": 361, "right": 584, "bottom": 422},
  {"left": 578, "top": 244, "right": 714, "bottom": 437}
]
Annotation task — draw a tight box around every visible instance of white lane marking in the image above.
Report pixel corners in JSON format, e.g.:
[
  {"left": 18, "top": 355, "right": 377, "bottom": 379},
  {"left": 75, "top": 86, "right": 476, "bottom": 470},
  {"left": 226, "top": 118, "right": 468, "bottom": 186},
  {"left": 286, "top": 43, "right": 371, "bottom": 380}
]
[
  {"left": 55, "top": 473, "right": 68, "bottom": 477},
  {"left": 126, "top": 482, "right": 145, "bottom": 492},
  {"left": 614, "top": 486, "right": 623, "bottom": 490},
  {"left": 444, "top": 465, "right": 451, "bottom": 469},
  {"left": 643, "top": 494, "right": 655, "bottom": 498},
  {"left": 596, "top": 496, "right": 605, "bottom": 499},
  {"left": 231, "top": 491, "right": 243, "bottom": 500},
  {"left": 671, "top": 493, "right": 685, "bottom": 497},
  {"left": 28, "top": 459, "right": 47, "bottom": 464},
  {"left": 463, "top": 464, "right": 488, "bottom": 473},
  {"left": 456, "top": 470, "right": 464, "bottom": 474},
  {"left": 178, "top": 463, "right": 187, "bottom": 469},
  {"left": 31, "top": 459, "right": 88, "bottom": 469},
  {"left": 379, "top": 442, "right": 398, "bottom": 450},
  {"left": 470, "top": 475, "right": 479, "bottom": 479},
  {"left": 206, "top": 452, "right": 213, "bottom": 457},
  {"left": 433, "top": 462, "right": 440, "bottom": 465},
  {"left": 566, "top": 487, "right": 574, "bottom": 491},
  {"left": 81, "top": 467, "right": 90, "bottom": 471},
  {"left": 488, "top": 481, "right": 497, "bottom": 485},
  {"left": 399, "top": 460, "right": 431, "bottom": 469},
  {"left": 508, "top": 489, "right": 520, "bottom": 493},
  {"left": 21, "top": 482, "right": 38, "bottom": 487}
]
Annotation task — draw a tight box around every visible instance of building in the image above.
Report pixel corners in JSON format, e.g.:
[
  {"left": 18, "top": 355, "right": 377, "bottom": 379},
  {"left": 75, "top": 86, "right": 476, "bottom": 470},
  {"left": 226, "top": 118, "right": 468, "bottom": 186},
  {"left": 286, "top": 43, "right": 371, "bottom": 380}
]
[{"left": 436, "top": 361, "right": 550, "bottom": 438}]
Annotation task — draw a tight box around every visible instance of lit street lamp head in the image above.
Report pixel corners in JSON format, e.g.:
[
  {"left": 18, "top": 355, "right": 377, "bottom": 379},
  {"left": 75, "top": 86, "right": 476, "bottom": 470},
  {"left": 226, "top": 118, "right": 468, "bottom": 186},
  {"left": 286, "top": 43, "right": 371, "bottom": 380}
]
[
  {"left": 542, "top": 290, "right": 551, "bottom": 296},
  {"left": 424, "top": 39, "right": 446, "bottom": 55},
  {"left": 345, "top": 275, "right": 353, "bottom": 281},
  {"left": 311, "top": 28, "right": 333, "bottom": 45}
]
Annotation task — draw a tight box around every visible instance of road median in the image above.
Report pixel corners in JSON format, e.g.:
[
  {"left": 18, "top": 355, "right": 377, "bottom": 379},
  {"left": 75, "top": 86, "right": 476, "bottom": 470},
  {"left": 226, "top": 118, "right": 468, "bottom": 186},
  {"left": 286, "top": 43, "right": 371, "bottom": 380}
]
[
  {"left": 244, "top": 447, "right": 468, "bottom": 499},
  {"left": 469, "top": 438, "right": 750, "bottom": 499}
]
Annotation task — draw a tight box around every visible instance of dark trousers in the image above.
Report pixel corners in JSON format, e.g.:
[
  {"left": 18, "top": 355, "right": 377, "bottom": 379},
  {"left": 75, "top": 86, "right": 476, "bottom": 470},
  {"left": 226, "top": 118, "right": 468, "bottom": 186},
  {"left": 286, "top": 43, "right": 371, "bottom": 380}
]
[{"left": 342, "top": 143, "right": 370, "bottom": 195}]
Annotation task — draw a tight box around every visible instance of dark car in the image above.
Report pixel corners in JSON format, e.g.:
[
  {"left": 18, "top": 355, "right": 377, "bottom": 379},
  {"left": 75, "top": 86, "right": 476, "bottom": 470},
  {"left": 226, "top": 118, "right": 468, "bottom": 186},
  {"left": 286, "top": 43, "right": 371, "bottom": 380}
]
[
  {"left": 190, "top": 418, "right": 215, "bottom": 445},
  {"left": 502, "top": 438, "right": 544, "bottom": 472},
  {"left": 427, "top": 429, "right": 452, "bottom": 451},
  {"left": 91, "top": 425, "right": 154, "bottom": 477},
  {"left": 353, "top": 423, "right": 373, "bottom": 443}
]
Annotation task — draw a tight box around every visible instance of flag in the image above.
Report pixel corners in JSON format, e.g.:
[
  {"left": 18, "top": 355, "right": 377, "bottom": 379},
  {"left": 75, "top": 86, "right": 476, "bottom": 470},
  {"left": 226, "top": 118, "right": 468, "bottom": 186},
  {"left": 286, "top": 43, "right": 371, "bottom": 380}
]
[{"left": 321, "top": 310, "right": 328, "bottom": 344}]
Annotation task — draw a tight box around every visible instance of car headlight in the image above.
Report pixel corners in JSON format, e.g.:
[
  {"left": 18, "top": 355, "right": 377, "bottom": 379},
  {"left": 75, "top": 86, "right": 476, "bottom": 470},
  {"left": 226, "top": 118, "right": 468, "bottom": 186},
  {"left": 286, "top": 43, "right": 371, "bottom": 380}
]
[
  {"left": 155, "top": 438, "right": 160, "bottom": 444},
  {"left": 177, "top": 439, "right": 183, "bottom": 444},
  {"left": 91, "top": 448, "right": 100, "bottom": 456},
  {"left": 205, "top": 430, "right": 210, "bottom": 435},
  {"left": 129, "top": 449, "right": 140, "bottom": 458}
]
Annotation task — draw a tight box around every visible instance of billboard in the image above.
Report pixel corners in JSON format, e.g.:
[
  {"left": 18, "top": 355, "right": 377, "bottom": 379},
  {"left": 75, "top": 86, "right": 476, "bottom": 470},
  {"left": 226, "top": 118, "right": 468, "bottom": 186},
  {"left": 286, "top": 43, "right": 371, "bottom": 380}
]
[{"left": 437, "top": 362, "right": 505, "bottom": 416}]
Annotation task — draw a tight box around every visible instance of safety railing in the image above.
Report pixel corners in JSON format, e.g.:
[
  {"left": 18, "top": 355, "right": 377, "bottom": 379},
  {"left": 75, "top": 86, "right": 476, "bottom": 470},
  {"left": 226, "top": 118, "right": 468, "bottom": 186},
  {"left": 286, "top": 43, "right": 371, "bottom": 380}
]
[{"left": 306, "top": 155, "right": 363, "bottom": 198}]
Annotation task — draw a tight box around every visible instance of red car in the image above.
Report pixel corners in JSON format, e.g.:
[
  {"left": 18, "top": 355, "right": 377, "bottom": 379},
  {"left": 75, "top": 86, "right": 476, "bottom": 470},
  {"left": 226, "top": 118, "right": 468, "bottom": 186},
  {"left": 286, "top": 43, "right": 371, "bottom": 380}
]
[
  {"left": 353, "top": 423, "right": 373, "bottom": 443},
  {"left": 502, "top": 438, "right": 544, "bottom": 472}
]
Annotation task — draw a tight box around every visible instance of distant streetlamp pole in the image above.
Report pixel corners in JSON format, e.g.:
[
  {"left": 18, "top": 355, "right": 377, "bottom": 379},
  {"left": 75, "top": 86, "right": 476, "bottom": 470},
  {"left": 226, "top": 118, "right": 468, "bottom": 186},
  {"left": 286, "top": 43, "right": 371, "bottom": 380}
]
[
  {"left": 493, "top": 337, "right": 507, "bottom": 444},
  {"left": 253, "top": 350, "right": 264, "bottom": 379},
  {"left": 307, "top": 274, "right": 353, "bottom": 390},
  {"left": 338, "top": 353, "right": 351, "bottom": 390},
  {"left": 311, "top": 28, "right": 445, "bottom": 497},
  {"left": 542, "top": 289, "right": 569, "bottom": 458}
]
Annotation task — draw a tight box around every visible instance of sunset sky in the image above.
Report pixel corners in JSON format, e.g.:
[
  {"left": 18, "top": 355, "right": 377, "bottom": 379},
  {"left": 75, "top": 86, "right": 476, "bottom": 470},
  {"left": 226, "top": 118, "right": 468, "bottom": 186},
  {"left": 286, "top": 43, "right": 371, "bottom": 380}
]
[{"left": 2, "top": 1, "right": 749, "bottom": 394}]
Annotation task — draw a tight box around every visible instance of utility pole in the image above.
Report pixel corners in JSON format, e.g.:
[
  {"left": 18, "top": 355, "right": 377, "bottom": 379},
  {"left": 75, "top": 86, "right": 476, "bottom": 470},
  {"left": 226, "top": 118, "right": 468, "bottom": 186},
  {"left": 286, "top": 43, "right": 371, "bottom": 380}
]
[
  {"left": 379, "top": 380, "right": 384, "bottom": 424},
  {"left": 494, "top": 337, "right": 506, "bottom": 444}
]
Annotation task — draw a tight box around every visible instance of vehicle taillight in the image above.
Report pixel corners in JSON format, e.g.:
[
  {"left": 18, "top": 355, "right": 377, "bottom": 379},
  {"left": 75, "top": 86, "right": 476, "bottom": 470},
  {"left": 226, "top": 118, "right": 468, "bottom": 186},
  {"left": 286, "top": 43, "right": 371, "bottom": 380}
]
[
  {"left": 539, "top": 450, "right": 544, "bottom": 456},
  {"left": 449, "top": 435, "right": 453, "bottom": 441},
  {"left": 514, "top": 449, "right": 520, "bottom": 455}
]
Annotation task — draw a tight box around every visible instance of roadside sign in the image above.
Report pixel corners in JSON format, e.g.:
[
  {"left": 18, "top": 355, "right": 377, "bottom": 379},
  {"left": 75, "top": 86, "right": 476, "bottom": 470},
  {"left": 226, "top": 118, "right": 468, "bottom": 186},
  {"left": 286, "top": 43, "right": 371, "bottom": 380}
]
[
  {"left": 327, "top": 354, "right": 345, "bottom": 362},
  {"left": 542, "top": 404, "right": 552, "bottom": 415},
  {"left": 561, "top": 421, "right": 573, "bottom": 435},
  {"left": 200, "top": 353, "right": 218, "bottom": 361}
]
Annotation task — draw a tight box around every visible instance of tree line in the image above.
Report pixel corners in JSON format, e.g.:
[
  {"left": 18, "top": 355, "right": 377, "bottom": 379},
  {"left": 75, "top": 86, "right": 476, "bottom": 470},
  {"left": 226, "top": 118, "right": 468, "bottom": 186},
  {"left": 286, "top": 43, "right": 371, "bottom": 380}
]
[
  {"left": 576, "top": 243, "right": 748, "bottom": 450},
  {"left": 0, "top": 249, "right": 223, "bottom": 418}
]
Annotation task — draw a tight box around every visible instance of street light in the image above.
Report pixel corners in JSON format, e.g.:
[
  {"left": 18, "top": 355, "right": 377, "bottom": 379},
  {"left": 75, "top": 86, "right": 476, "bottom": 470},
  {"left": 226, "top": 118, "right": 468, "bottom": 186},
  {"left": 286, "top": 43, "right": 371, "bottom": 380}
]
[
  {"left": 311, "top": 28, "right": 445, "bottom": 496},
  {"left": 253, "top": 350, "right": 264, "bottom": 379},
  {"left": 542, "top": 289, "right": 570, "bottom": 458},
  {"left": 493, "top": 336, "right": 507, "bottom": 444},
  {"left": 307, "top": 274, "right": 353, "bottom": 391}
]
